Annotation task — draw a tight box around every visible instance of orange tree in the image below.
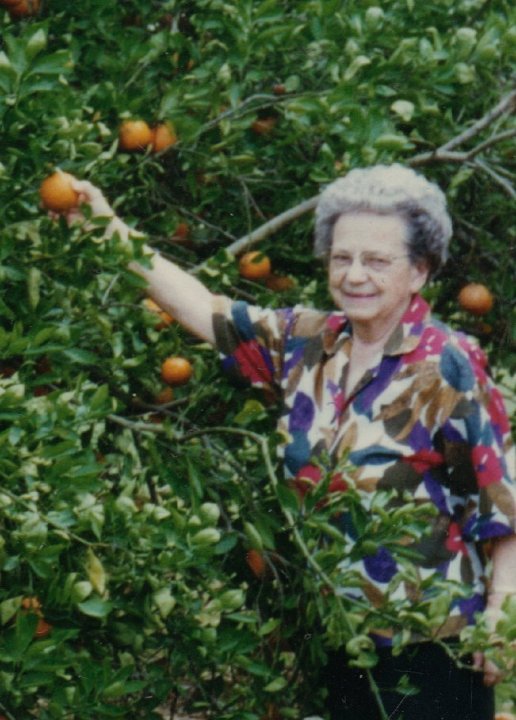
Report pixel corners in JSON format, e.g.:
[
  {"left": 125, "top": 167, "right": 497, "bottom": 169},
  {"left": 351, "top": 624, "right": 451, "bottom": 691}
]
[{"left": 0, "top": 1, "right": 515, "bottom": 718}]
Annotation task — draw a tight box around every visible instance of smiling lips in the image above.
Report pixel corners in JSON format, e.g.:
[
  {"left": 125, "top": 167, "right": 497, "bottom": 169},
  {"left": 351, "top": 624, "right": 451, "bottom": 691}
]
[{"left": 343, "top": 291, "right": 378, "bottom": 300}]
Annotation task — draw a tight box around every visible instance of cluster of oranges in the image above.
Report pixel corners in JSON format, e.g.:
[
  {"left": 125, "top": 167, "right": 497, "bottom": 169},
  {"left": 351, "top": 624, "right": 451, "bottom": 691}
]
[
  {"left": 118, "top": 119, "right": 177, "bottom": 153},
  {"left": 21, "top": 596, "right": 52, "bottom": 638},
  {"left": 38, "top": 171, "right": 495, "bottom": 417},
  {"left": 0, "top": 0, "right": 39, "bottom": 18},
  {"left": 238, "top": 250, "right": 296, "bottom": 292}
]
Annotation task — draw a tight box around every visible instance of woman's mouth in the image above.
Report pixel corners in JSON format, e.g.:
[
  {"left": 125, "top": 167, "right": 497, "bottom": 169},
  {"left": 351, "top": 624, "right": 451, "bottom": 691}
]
[{"left": 343, "top": 291, "right": 377, "bottom": 300}]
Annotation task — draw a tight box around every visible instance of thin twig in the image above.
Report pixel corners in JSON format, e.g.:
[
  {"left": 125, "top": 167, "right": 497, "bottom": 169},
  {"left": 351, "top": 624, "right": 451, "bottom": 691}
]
[
  {"left": 0, "top": 488, "right": 110, "bottom": 548},
  {"left": 439, "top": 89, "right": 516, "bottom": 152},
  {"left": 469, "top": 159, "right": 516, "bottom": 198},
  {"left": 192, "top": 196, "right": 318, "bottom": 270},
  {"left": 190, "top": 88, "right": 516, "bottom": 261},
  {"left": 465, "top": 128, "right": 516, "bottom": 158},
  {"left": 108, "top": 413, "right": 172, "bottom": 434},
  {"left": 179, "top": 209, "right": 238, "bottom": 242},
  {"left": 191, "top": 91, "right": 322, "bottom": 140}
]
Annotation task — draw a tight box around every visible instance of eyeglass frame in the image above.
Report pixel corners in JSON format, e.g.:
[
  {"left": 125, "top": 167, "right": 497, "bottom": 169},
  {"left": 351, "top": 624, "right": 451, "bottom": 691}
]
[{"left": 328, "top": 250, "right": 412, "bottom": 274}]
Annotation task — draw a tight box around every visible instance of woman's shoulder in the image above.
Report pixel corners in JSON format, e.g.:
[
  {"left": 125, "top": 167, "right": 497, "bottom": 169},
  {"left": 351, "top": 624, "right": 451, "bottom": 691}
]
[
  {"left": 289, "top": 304, "right": 346, "bottom": 339},
  {"left": 424, "top": 315, "right": 490, "bottom": 389}
]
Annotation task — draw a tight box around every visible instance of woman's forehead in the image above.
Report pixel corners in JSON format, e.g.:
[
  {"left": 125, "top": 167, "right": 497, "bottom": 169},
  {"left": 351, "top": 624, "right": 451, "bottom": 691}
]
[{"left": 331, "top": 211, "right": 409, "bottom": 252}]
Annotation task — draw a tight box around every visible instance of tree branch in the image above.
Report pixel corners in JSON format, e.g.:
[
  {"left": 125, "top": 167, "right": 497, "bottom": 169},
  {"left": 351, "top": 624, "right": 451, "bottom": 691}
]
[
  {"left": 193, "top": 89, "right": 515, "bottom": 261},
  {"left": 439, "top": 89, "right": 516, "bottom": 152},
  {"left": 464, "top": 128, "right": 516, "bottom": 158},
  {"left": 193, "top": 196, "right": 318, "bottom": 269},
  {"left": 469, "top": 159, "right": 516, "bottom": 198}
]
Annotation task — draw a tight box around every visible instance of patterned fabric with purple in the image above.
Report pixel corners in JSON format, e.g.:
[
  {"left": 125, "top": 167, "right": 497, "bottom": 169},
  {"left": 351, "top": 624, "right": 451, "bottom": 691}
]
[{"left": 212, "top": 293, "right": 515, "bottom": 638}]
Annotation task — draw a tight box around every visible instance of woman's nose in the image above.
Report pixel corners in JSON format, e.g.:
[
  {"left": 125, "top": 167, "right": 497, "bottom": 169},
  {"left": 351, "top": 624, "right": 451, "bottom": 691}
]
[{"left": 346, "top": 257, "right": 368, "bottom": 282}]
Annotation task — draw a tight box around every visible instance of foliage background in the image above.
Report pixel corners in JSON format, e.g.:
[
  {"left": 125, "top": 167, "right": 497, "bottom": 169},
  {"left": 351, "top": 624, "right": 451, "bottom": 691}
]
[{"left": 0, "top": 0, "right": 514, "bottom": 718}]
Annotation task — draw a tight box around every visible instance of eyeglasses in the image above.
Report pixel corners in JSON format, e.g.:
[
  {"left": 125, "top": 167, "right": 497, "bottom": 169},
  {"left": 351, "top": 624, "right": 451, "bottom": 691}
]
[{"left": 329, "top": 252, "right": 410, "bottom": 274}]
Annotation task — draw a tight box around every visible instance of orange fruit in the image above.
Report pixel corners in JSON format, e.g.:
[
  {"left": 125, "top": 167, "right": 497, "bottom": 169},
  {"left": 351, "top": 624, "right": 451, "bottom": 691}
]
[
  {"left": 7, "top": 0, "right": 40, "bottom": 17},
  {"left": 251, "top": 116, "right": 277, "bottom": 135},
  {"left": 118, "top": 120, "right": 153, "bottom": 151},
  {"left": 272, "top": 83, "right": 286, "bottom": 95},
  {"left": 33, "top": 385, "right": 52, "bottom": 397},
  {"left": 21, "top": 596, "right": 42, "bottom": 612},
  {"left": 142, "top": 298, "right": 174, "bottom": 329},
  {"left": 0, "top": 364, "right": 17, "bottom": 378},
  {"left": 458, "top": 283, "right": 494, "bottom": 316},
  {"left": 171, "top": 222, "right": 191, "bottom": 244},
  {"left": 155, "top": 387, "right": 174, "bottom": 404},
  {"left": 151, "top": 122, "right": 177, "bottom": 152},
  {"left": 264, "top": 274, "right": 295, "bottom": 292},
  {"left": 495, "top": 714, "right": 516, "bottom": 720},
  {"left": 39, "top": 171, "right": 79, "bottom": 212},
  {"left": 34, "top": 617, "right": 53, "bottom": 638},
  {"left": 245, "top": 549, "right": 267, "bottom": 578},
  {"left": 161, "top": 356, "right": 193, "bottom": 386},
  {"left": 238, "top": 251, "right": 271, "bottom": 280}
]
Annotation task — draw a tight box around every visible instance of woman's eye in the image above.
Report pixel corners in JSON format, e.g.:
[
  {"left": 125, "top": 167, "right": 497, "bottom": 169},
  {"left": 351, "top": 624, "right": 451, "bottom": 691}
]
[{"left": 367, "top": 257, "right": 390, "bottom": 270}]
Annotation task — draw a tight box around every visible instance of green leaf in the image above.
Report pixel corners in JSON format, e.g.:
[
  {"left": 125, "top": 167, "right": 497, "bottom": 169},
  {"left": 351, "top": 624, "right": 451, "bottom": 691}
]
[
  {"left": 77, "top": 597, "right": 113, "bottom": 618},
  {"left": 26, "top": 29, "right": 47, "bottom": 61},
  {"left": 63, "top": 348, "right": 99, "bottom": 364},
  {"left": 264, "top": 676, "right": 287, "bottom": 692}
]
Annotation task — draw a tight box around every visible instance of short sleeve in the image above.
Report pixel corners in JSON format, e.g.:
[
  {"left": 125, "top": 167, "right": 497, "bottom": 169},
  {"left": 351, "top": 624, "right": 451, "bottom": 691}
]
[
  {"left": 212, "top": 296, "right": 290, "bottom": 393},
  {"left": 440, "top": 337, "right": 516, "bottom": 542}
]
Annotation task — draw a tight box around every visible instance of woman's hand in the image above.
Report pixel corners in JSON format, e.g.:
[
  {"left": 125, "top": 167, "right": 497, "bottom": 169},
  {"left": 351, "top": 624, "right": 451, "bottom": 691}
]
[
  {"left": 473, "top": 651, "right": 505, "bottom": 686},
  {"left": 52, "top": 178, "right": 139, "bottom": 245},
  {"left": 48, "top": 177, "right": 219, "bottom": 343},
  {"left": 71, "top": 179, "right": 116, "bottom": 220}
]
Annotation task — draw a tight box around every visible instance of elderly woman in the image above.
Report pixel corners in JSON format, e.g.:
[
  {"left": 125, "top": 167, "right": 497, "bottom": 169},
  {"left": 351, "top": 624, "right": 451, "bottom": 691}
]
[{"left": 74, "top": 164, "right": 515, "bottom": 720}]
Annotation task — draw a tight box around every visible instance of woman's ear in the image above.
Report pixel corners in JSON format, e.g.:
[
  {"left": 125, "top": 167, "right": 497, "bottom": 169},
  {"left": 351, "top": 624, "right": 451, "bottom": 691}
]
[{"left": 409, "top": 261, "right": 430, "bottom": 293}]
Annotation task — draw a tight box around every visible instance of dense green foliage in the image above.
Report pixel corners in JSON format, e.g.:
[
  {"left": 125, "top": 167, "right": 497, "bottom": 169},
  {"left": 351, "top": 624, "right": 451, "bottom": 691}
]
[{"left": 0, "top": 1, "right": 514, "bottom": 718}]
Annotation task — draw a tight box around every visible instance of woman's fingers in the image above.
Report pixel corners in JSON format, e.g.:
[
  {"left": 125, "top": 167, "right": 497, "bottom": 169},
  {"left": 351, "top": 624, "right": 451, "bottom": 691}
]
[
  {"left": 70, "top": 179, "right": 114, "bottom": 217},
  {"left": 473, "top": 651, "right": 505, "bottom": 686},
  {"left": 483, "top": 657, "right": 504, "bottom": 686}
]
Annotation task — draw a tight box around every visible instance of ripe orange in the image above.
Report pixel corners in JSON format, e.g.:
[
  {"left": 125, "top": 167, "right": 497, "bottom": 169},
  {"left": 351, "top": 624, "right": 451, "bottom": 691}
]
[
  {"left": 495, "top": 714, "right": 516, "bottom": 720},
  {"left": 251, "top": 116, "right": 277, "bottom": 135},
  {"left": 33, "top": 385, "right": 52, "bottom": 397},
  {"left": 458, "top": 283, "right": 494, "bottom": 316},
  {"left": 161, "top": 356, "right": 193, "bottom": 386},
  {"left": 6, "top": 0, "right": 40, "bottom": 17},
  {"left": 21, "top": 596, "right": 42, "bottom": 612},
  {"left": 39, "top": 171, "right": 79, "bottom": 212},
  {"left": 155, "top": 387, "right": 174, "bottom": 404},
  {"left": 246, "top": 549, "right": 267, "bottom": 578},
  {"left": 34, "top": 617, "right": 53, "bottom": 638},
  {"left": 142, "top": 298, "right": 174, "bottom": 329},
  {"left": 171, "top": 222, "right": 191, "bottom": 244},
  {"left": 151, "top": 122, "right": 177, "bottom": 152},
  {"left": 238, "top": 251, "right": 271, "bottom": 280},
  {"left": 264, "top": 274, "right": 295, "bottom": 292},
  {"left": 118, "top": 120, "right": 153, "bottom": 151},
  {"left": 272, "top": 83, "right": 286, "bottom": 95}
]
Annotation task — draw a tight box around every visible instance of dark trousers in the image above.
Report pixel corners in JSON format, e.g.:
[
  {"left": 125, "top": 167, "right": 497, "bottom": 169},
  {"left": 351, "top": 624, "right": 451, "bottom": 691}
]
[{"left": 323, "top": 640, "right": 494, "bottom": 720}]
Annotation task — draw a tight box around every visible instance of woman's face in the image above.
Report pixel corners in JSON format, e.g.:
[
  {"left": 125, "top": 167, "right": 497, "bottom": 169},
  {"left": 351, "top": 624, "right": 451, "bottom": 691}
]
[{"left": 328, "top": 211, "right": 428, "bottom": 338}]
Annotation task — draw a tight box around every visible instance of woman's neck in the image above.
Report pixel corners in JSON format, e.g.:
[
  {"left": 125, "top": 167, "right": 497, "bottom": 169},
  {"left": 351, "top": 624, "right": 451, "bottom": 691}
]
[{"left": 349, "top": 298, "right": 410, "bottom": 347}]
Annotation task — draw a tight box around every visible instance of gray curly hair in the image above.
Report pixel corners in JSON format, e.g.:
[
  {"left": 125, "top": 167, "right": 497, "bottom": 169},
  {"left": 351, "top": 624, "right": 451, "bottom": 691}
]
[{"left": 314, "top": 164, "right": 452, "bottom": 275}]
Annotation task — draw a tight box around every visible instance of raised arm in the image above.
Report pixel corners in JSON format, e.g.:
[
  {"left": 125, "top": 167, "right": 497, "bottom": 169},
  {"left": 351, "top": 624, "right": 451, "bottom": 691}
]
[{"left": 71, "top": 180, "right": 228, "bottom": 345}]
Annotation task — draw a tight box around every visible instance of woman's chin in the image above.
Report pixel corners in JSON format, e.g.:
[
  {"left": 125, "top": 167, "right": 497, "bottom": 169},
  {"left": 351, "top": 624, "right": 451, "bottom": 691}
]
[{"left": 335, "top": 295, "right": 379, "bottom": 318}]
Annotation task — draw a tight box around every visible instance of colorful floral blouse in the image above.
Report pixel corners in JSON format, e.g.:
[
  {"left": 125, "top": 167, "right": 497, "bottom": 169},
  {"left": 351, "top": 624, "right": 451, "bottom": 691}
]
[{"left": 212, "top": 293, "right": 515, "bottom": 638}]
